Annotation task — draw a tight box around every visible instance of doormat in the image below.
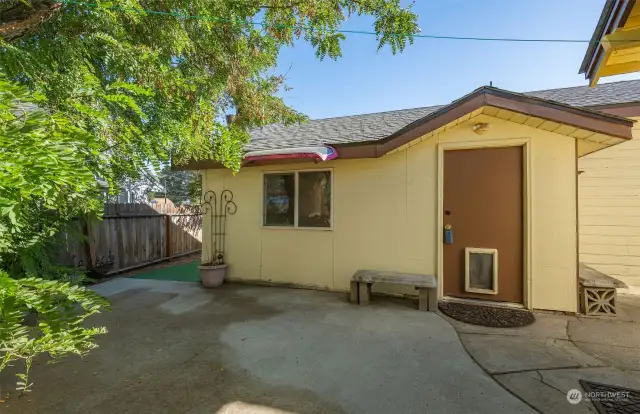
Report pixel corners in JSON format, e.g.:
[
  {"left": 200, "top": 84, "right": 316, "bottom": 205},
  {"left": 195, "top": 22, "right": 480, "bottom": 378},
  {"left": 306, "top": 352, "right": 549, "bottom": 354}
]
[
  {"left": 579, "top": 380, "right": 640, "bottom": 414},
  {"left": 131, "top": 260, "right": 200, "bottom": 283},
  {"left": 439, "top": 301, "right": 535, "bottom": 328}
]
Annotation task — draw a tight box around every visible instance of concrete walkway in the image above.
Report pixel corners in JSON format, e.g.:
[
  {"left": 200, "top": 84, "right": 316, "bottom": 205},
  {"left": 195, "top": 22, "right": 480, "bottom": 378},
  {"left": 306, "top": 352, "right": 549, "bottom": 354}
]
[
  {"left": 0, "top": 279, "right": 533, "bottom": 414},
  {"left": 444, "top": 295, "right": 640, "bottom": 413}
]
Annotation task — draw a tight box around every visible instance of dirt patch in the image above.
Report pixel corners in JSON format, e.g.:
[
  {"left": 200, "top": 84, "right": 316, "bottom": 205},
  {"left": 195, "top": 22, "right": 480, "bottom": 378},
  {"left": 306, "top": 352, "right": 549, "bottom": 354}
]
[{"left": 439, "top": 301, "right": 535, "bottom": 328}]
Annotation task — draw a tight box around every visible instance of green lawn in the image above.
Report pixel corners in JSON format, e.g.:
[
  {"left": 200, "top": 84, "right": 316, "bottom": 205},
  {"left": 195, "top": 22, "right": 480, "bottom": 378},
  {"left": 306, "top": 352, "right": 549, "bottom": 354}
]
[{"left": 131, "top": 259, "right": 200, "bottom": 282}]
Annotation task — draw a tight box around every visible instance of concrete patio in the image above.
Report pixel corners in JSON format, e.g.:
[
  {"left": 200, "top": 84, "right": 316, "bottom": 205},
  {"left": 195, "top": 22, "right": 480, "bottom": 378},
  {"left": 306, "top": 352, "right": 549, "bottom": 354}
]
[
  {"left": 445, "top": 295, "right": 640, "bottom": 413},
  {"left": 0, "top": 278, "right": 533, "bottom": 414}
]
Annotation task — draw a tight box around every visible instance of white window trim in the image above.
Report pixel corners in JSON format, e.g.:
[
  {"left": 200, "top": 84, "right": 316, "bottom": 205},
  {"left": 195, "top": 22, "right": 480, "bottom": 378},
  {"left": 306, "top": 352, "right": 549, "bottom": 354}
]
[
  {"left": 262, "top": 168, "right": 333, "bottom": 231},
  {"left": 464, "top": 247, "right": 499, "bottom": 295}
]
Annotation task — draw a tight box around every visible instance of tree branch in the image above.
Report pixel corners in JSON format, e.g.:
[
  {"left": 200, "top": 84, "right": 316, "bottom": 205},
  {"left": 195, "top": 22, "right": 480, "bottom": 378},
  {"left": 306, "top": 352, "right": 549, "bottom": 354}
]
[
  {"left": 0, "top": 0, "right": 61, "bottom": 42},
  {"left": 258, "top": 2, "right": 304, "bottom": 9}
]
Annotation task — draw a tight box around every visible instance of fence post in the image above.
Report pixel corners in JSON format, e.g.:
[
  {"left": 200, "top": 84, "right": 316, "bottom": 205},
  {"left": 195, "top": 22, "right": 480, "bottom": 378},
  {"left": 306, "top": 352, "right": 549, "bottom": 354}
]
[
  {"left": 165, "top": 214, "right": 172, "bottom": 259},
  {"left": 82, "top": 218, "right": 95, "bottom": 270}
]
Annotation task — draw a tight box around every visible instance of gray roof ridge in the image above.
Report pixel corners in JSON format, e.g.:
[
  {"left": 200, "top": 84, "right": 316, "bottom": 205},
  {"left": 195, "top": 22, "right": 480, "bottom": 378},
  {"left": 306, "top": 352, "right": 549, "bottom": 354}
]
[
  {"left": 305, "top": 104, "right": 445, "bottom": 122},
  {"left": 263, "top": 79, "right": 640, "bottom": 127},
  {"left": 524, "top": 78, "right": 640, "bottom": 95},
  {"left": 245, "top": 79, "right": 640, "bottom": 153}
]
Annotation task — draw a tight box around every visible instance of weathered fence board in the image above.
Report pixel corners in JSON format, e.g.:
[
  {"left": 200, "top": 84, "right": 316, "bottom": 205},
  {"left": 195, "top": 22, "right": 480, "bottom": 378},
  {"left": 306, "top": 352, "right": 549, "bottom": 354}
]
[{"left": 56, "top": 203, "right": 202, "bottom": 275}]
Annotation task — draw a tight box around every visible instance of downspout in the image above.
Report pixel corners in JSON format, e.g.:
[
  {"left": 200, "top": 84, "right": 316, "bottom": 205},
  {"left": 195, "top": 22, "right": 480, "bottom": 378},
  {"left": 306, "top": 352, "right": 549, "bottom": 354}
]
[{"left": 575, "top": 139, "right": 580, "bottom": 314}]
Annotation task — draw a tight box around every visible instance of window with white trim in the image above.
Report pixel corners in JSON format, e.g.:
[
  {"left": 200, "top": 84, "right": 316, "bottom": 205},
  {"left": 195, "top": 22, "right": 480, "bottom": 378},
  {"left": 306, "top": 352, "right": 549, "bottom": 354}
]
[{"left": 263, "top": 171, "right": 332, "bottom": 228}]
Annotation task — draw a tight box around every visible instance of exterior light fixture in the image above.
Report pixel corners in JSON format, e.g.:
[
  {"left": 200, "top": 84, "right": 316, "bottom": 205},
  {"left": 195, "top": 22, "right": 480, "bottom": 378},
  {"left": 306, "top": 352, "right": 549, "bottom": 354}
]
[{"left": 472, "top": 123, "right": 490, "bottom": 135}]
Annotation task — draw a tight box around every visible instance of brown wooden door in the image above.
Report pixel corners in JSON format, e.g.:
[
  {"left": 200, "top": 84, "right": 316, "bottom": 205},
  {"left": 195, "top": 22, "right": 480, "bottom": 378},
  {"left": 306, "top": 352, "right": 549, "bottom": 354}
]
[{"left": 443, "top": 146, "right": 524, "bottom": 303}]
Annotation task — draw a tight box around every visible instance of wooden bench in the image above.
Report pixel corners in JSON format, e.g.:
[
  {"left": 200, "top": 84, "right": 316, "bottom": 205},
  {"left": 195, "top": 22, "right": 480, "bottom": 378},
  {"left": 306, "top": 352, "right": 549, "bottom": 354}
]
[
  {"left": 350, "top": 270, "right": 438, "bottom": 312},
  {"left": 579, "top": 263, "right": 618, "bottom": 316}
]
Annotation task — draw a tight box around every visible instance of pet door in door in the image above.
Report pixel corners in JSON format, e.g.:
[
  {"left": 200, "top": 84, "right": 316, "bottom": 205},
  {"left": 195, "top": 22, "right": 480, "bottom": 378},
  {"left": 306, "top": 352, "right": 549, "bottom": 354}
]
[{"left": 465, "top": 248, "right": 498, "bottom": 295}]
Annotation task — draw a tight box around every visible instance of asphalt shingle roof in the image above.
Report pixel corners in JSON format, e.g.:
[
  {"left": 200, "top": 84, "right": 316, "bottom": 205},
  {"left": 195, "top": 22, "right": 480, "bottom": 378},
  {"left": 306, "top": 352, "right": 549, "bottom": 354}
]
[
  {"left": 525, "top": 79, "right": 640, "bottom": 107},
  {"left": 248, "top": 105, "right": 444, "bottom": 151},
  {"left": 247, "top": 79, "right": 640, "bottom": 152}
]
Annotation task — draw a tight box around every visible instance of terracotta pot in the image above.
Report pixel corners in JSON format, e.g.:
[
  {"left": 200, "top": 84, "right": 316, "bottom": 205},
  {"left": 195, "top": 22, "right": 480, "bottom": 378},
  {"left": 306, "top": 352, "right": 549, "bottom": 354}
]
[{"left": 199, "top": 264, "right": 228, "bottom": 288}]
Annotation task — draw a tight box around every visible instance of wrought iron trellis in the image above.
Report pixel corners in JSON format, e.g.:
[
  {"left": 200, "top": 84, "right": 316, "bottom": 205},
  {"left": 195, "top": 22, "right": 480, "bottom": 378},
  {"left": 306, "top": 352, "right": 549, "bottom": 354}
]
[{"left": 201, "top": 190, "right": 237, "bottom": 265}]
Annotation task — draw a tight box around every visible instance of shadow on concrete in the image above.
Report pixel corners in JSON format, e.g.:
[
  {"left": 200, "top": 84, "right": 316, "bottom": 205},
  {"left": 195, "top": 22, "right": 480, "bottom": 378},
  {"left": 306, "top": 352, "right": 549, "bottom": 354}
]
[{"left": 0, "top": 282, "right": 345, "bottom": 414}]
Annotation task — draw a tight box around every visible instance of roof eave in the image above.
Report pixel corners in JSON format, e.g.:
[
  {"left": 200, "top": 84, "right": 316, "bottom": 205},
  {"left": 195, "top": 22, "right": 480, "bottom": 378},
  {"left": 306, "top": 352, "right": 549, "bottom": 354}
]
[
  {"left": 334, "top": 87, "right": 634, "bottom": 159},
  {"left": 174, "top": 87, "right": 636, "bottom": 170},
  {"left": 580, "top": 0, "right": 617, "bottom": 74},
  {"left": 580, "top": 0, "right": 636, "bottom": 82}
]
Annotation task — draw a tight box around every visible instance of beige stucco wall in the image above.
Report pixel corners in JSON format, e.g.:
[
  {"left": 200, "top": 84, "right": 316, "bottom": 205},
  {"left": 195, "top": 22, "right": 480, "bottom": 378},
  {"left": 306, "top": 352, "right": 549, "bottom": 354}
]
[
  {"left": 579, "top": 116, "right": 640, "bottom": 294},
  {"left": 203, "top": 113, "right": 578, "bottom": 312}
]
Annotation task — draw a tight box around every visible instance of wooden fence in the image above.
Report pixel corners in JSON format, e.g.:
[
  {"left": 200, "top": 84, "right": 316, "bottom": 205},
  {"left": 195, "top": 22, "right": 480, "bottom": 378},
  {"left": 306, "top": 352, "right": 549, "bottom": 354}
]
[{"left": 57, "top": 203, "right": 202, "bottom": 275}]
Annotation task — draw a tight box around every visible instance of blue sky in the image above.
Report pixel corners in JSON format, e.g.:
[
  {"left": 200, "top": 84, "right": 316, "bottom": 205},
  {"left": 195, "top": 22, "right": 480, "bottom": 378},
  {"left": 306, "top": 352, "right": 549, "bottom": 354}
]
[{"left": 275, "top": 0, "right": 640, "bottom": 119}]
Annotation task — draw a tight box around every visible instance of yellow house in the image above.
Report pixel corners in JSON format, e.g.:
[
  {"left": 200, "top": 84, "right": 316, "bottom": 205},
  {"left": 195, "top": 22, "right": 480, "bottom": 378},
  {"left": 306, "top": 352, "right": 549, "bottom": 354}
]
[
  {"left": 520, "top": 81, "right": 640, "bottom": 295},
  {"left": 563, "top": 80, "right": 640, "bottom": 294},
  {"left": 578, "top": 1, "right": 640, "bottom": 294},
  {"left": 181, "top": 85, "right": 636, "bottom": 313},
  {"left": 580, "top": 0, "right": 640, "bottom": 86}
]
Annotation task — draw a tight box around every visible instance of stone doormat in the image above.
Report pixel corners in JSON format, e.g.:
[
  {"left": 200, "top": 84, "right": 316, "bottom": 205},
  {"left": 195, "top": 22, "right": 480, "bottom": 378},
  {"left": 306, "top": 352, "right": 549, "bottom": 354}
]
[
  {"left": 579, "top": 380, "right": 640, "bottom": 414},
  {"left": 438, "top": 301, "right": 535, "bottom": 328}
]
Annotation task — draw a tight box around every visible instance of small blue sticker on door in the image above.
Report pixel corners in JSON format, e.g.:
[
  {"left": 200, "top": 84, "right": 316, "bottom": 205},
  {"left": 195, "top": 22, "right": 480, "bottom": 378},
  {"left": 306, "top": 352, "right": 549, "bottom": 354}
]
[{"left": 444, "top": 224, "right": 453, "bottom": 244}]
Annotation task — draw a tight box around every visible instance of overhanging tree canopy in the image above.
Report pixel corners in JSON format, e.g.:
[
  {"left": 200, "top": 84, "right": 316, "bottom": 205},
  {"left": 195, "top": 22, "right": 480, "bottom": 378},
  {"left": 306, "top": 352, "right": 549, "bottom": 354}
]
[
  {"left": 0, "top": 0, "right": 420, "bottom": 177},
  {"left": 0, "top": 1, "right": 419, "bottom": 392}
]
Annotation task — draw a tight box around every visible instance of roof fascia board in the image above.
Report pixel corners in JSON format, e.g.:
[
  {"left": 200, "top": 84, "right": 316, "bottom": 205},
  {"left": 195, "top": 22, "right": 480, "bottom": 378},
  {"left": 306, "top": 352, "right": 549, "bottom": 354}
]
[{"left": 583, "top": 0, "right": 636, "bottom": 83}]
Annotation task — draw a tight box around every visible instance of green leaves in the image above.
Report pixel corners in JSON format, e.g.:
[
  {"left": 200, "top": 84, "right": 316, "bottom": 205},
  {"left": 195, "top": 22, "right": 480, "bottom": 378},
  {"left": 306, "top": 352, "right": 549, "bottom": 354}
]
[
  {"left": 0, "top": 0, "right": 419, "bottom": 174},
  {"left": 0, "top": 77, "right": 103, "bottom": 226},
  {"left": 0, "top": 2, "right": 420, "bottom": 392},
  {"left": 0, "top": 271, "right": 109, "bottom": 394},
  {"left": 0, "top": 77, "right": 110, "bottom": 395},
  {"left": 0, "top": 76, "right": 104, "bottom": 283}
]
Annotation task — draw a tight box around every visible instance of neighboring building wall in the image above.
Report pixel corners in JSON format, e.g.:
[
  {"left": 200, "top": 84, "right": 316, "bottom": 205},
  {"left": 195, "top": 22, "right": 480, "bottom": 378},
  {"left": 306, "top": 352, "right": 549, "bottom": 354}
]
[
  {"left": 579, "top": 116, "right": 640, "bottom": 294},
  {"left": 203, "top": 114, "right": 578, "bottom": 312}
]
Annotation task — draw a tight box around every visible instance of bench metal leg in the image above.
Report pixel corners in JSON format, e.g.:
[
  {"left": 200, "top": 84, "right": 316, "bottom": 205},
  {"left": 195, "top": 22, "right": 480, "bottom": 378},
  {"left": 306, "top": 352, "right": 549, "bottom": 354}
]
[
  {"left": 358, "top": 282, "right": 371, "bottom": 305},
  {"left": 418, "top": 288, "right": 438, "bottom": 312},
  {"left": 350, "top": 281, "right": 359, "bottom": 303}
]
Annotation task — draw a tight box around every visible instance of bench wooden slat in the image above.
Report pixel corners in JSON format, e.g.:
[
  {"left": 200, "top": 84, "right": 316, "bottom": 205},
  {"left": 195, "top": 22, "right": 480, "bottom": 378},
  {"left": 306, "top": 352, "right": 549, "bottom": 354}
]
[
  {"left": 580, "top": 278, "right": 615, "bottom": 288},
  {"left": 352, "top": 270, "right": 436, "bottom": 288},
  {"left": 579, "top": 263, "right": 617, "bottom": 288}
]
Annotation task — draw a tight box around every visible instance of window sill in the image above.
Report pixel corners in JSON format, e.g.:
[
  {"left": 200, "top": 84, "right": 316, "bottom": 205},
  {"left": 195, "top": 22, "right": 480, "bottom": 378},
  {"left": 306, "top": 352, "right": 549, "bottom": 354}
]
[{"left": 261, "top": 226, "right": 333, "bottom": 231}]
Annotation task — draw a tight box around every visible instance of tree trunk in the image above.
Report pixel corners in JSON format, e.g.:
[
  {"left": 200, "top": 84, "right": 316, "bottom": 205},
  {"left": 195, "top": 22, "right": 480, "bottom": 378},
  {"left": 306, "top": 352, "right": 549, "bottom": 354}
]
[{"left": 0, "top": 0, "right": 61, "bottom": 42}]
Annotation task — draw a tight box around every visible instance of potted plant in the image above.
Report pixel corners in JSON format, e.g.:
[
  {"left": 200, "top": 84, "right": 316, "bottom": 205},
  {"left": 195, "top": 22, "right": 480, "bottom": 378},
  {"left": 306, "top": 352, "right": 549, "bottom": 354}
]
[
  {"left": 199, "top": 190, "right": 236, "bottom": 287},
  {"left": 199, "top": 253, "right": 227, "bottom": 287}
]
